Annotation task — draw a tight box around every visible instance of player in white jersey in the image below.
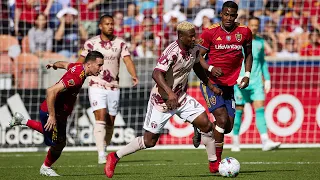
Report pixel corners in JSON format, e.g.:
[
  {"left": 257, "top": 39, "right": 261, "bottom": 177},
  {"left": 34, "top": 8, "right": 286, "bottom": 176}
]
[
  {"left": 77, "top": 15, "right": 138, "bottom": 164},
  {"left": 104, "top": 21, "right": 223, "bottom": 178}
]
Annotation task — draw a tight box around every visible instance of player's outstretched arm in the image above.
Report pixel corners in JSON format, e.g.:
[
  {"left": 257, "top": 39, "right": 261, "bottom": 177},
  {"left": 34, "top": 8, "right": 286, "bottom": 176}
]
[
  {"left": 123, "top": 56, "right": 139, "bottom": 87},
  {"left": 152, "top": 69, "right": 178, "bottom": 110},
  {"left": 44, "top": 81, "right": 65, "bottom": 131},
  {"left": 193, "top": 62, "right": 223, "bottom": 95},
  {"left": 46, "top": 61, "right": 70, "bottom": 70}
]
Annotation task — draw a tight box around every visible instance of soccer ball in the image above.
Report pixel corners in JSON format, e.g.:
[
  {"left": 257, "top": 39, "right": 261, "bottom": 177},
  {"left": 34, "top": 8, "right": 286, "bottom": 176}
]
[{"left": 219, "top": 157, "right": 240, "bottom": 177}]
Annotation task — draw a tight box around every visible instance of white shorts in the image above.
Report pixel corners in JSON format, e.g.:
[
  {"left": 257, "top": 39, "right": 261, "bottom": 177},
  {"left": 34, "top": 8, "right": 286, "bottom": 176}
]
[
  {"left": 88, "top": 87, "right": 120, "bottom": 116},
  {"left": 143, "top": 95, "right": 206, "bottom": 134}
]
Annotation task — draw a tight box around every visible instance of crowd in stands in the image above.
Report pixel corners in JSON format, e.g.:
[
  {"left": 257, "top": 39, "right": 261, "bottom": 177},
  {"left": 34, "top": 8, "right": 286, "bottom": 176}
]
[{"left": 0, "top": 0, "right": 319, "bottom": 60}]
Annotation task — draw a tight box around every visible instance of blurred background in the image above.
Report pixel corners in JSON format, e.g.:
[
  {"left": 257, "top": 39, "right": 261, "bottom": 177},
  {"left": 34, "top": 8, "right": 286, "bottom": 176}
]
[{"left": 0, "top": 0, "right": 319, "bottom": 150}]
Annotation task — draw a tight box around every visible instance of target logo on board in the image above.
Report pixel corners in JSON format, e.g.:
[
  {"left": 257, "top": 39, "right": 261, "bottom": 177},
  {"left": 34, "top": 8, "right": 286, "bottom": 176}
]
[{"left": 265, "top": 94, "right": 304, "bottom": 137}]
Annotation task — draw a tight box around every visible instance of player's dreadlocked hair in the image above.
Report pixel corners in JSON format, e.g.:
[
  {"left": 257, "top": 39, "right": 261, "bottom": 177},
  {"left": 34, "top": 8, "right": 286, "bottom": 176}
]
[
  {"left": 222, "top": 1, "right": 238, "bottom": 11},
  {"left": 177, "top": 21, "right": 195, "bottom": 37},
  {"left": 85, "top": 51, "right": 104, "bottom": 63}
]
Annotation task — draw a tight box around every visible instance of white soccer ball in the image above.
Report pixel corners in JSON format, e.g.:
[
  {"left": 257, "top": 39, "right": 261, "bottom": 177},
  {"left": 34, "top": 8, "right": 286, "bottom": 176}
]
[{"left": 219, "top": 157, "right": 240, "bottom": 177}]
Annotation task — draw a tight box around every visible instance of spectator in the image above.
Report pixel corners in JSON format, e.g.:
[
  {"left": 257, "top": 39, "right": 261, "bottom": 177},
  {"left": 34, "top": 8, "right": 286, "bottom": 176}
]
[
  {"left": 280, "top": 0, "right": 308, "bottom": 34},
  {"left": 0, "top": 0, "right": 10, "bottom": 34},
  {"left": 54, "top": 7, "right": 88, "bottom": 58},
  {"left": 112, "top": 11, "right": 128, "bottom": 38},
  {"left": 238, "top": 0, "right": 265, "bottom": 17},
  {"left": 71, "top": 0, "right": 103, "bottom": 37},
  {"left": 124, "top": 3, "right": 139, "bottom": 27},
  {"left": 15, "top": 0, "right": 54, "bottom": 37},
  {"left": 262, "top": 20, "right": 279, "bottom": 54},
  {"left": 134, "top": 32, "right": 156, "bottom": 58},
  {"left": 300, "top": 29, "right": 320, "bottom": 56},
  {"left": 193, "top": 8, "right": 215, "bottom": 33},
  {"left": 276, "top": 37, "right": 299, "bottom": 58},
  {"left": 28, "top": 13, "right": 53, "bottom": 56}
]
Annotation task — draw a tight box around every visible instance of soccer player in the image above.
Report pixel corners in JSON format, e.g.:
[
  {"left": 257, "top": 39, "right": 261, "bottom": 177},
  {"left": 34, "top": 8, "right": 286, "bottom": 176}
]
[
  {"left": 104, "top": 21, "right": 222, "bottom": 178},
  {"left": 77, "top": 14, "right": 139, "bottom": 164},
  {"left": 232, "top": 17, "right": 281, "bottom": 152},
  {"left": 194, "top": 1, "right": 253, "bottom": 170},
  {"left": 9, "top": 51, "right": 104, "bottom": 176}
]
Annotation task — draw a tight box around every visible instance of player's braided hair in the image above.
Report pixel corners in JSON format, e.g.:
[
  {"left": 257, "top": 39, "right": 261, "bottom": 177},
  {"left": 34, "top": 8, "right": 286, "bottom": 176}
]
[{"left": 84, "top": 51, "right": 104, "bottom": 63}]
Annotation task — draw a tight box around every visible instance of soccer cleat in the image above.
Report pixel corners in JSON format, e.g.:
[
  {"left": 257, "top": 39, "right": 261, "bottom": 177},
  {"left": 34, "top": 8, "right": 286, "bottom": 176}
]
[
  {"left": 9, "top": 112, "right": 25, "bottom": 128},
  {"left": 98, "top": 155, "right": 107, "bottom": 164},
  {"left": 209, "top": 160, "right": 219, "bottom": 173},
  {"left": 231, "top": 135, "right": 241, "bottom": 152},
  {"left": 192, "top": 126, "right": 201, "bottom": 148},
  {"left": 40, "top": 164, "right": 60, "bottom": 176},
  {"left": 104, "top": 152, "right": 119, "bottom": 178},
  {"left": 262, "top": 140, "right": 281, "bottom": 151}
]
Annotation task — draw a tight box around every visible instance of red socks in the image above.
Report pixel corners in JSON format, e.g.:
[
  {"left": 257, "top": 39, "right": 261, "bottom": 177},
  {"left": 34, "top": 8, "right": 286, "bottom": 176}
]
[
  {"left": 26, "top": 120, "right": 43, "bottom": 133},
  {"left": 44, "top": 148, "right": 62, "bottom": 167}
]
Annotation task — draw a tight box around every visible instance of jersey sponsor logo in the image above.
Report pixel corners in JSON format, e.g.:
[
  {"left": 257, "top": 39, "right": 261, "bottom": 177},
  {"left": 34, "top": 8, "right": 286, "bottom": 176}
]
[
  {"left": 235, "top": 32, "right": 242, "bottom": 42},
  {"left": 226, "top": 35, "right": 231, "bottom": 41},
  {"left": 214, "top": 44, "right": 242, "bottom": 50},
  {"left": 68, "top": 79, "right": 75, "bottom": 86},
  {"left": 216, "top": 36, "right": 222, "bottom": 41}
]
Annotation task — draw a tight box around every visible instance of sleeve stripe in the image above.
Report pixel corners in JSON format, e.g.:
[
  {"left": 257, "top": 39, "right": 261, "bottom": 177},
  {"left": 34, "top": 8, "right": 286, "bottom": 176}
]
[{"left": 197, "top": 44, "right": 209, "bottom": 50}]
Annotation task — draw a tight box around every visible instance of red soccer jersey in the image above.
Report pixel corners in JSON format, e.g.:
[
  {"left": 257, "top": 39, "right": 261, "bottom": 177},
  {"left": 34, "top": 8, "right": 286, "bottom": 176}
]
[
  {"left": 199, "top": 23, "right": 252, "bottom": 86},
  {"left": 40, "top": 63, "right": 86, "bottom": 117}
]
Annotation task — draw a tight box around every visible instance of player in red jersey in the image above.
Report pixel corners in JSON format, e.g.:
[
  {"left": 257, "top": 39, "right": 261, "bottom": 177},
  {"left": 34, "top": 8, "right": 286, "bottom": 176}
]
[
  {"left": 9, "top": 51, "right": 104, "bottom": 176},
  {"left": 193, "top": 1, "right": 253, "bottom": 173}
]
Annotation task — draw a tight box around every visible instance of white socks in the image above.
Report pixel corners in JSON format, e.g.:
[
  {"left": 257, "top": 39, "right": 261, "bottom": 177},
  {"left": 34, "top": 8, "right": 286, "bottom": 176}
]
[
  {"left": 116, "top": 136, "right": 146, "bottom": 158},
  {"left": 94, "top": 121, "right": 106, "bottom": 157}
]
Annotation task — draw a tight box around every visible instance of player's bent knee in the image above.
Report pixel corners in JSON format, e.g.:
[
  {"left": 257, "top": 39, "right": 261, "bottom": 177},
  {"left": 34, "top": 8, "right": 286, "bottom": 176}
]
[
  {"left": 52, "top": 141, "right": 66, "bottom": 151},
  {"left": 199, "top": 121, "right": 213, "bottom": 133},
  {"left": 144, "top": 139, "right": 157, "bottom": 148}
]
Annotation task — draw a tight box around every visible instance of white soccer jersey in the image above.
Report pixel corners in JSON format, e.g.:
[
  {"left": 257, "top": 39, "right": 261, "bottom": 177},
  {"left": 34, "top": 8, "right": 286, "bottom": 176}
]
[
  {"left": 150, "top": 40, "right": 200, "bottom": 112},
  {"left": 81, "top": 35, "right": 131, "bottom": 90}
]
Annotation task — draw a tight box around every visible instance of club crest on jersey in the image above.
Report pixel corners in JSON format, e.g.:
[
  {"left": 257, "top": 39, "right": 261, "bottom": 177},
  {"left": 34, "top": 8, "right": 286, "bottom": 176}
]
[
  {"left": 68, "top": 79, "right": 75, "bottom": 86},
  {"left": 235, "top": 33, "right": 242, "bottom": 42},
  {"left": 226, "top": 35, "right": 231, "bottom": 41}
]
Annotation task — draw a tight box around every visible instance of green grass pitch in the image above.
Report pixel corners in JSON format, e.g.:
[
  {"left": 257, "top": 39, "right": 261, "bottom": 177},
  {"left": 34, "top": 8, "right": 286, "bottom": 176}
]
[{"left": 1, "top": 148, "right": 320, "bottom": 179}]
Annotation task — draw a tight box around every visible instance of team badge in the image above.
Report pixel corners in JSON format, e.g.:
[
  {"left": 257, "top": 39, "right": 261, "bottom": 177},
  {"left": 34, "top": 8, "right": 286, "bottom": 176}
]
[
  {"left": 235, "top": 32, "right": 242, "bottom": 42},
  {"left": 67, "top": 79, "right": 75, "bottom": 86},
  {"left": 226, "top": 36, "right": 231, "bottom": 41},
  {"left": 151, "top": 121, "right": 158, "bottom": 129}
]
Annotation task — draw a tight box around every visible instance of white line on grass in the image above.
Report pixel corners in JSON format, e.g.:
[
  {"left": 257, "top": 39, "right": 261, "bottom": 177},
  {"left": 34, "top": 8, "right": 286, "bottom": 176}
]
[{"left": 1, "top": 162, "right": 320, "bottom": 169}]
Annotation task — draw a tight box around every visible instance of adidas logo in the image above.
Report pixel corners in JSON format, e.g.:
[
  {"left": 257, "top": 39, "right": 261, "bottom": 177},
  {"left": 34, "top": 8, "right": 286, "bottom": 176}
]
[
  {"left": 0, "top": 93, "right": 44, "bottom": 145},
  {"left": 216, "top": 36, "right": 222, "bottom": 41},
  {"left": 76, "top": 107, "right": 135, "bottom": 144}
]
